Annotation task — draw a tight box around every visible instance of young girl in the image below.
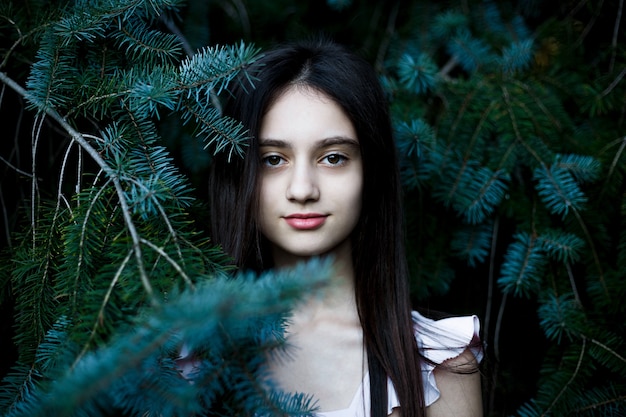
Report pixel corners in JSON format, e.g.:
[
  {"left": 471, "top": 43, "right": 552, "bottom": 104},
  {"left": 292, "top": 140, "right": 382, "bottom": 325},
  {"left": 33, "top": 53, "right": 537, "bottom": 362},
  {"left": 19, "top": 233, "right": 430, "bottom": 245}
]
[{"left": 209, "top": 40, "right": 483, "bottom": 417}]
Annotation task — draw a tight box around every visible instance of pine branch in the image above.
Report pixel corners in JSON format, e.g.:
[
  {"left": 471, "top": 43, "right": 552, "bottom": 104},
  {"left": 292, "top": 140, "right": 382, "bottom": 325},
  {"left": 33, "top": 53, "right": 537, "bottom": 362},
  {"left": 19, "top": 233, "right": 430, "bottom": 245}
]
[
  {"left": 446, "top": 28, "right": 496, "bottom": 73},
  {"left": 500, "top": 84, "right": 549, "bottom": 166},
  {"left": 600, "top": 67, "right": 626, "bottom": 98},
  {"left": 510, "top": 79, "right": 567, "bottom": 132},
  {"left": 0, "top": 71, "right": 156, "bottom": 302},
  {"left": 139, "top": 237, "right": 194, "bottom": 287},
  {"left": 113, "top": 18, "right": 182, "bottom": 65},
  {"left": 534, "top": 164, "right": 586, "bottom": 219},
  {"left": 536, "top": 229, "right": 584, "bottom": 264},
  {"left": 396, "top": 52, "right": 438, "bottom": 94},
  {"left": 587, "top": 336, "right": 626, "bottom": 371},
  {"left": 599, "top": 136, "right": 626, "bottom": 200},
  {"left": 542, "top": 338, "right": 586, "bottom": 416},
  {"left": 6, "top": 260, "right": 330, "bottom": 417},
  {"left": 73, "top": 249, "right": 134, "bottom": 365},
  {"left": 0, "top": 6, "right": 52, "bottom": 71},
  {"left": 538, "top": 292, "right": 586, "bottom": 343},
  {"left": 180, "top": 100, "right": 250, "bottom": 161},
  {"left": 498, "top": 232, "right": 547, "bottom": 298},
  {"left": 432, "top": 10, "right": 468, "bottom": 39},
  {"left": 500, "top": 39, "right": 534, "bottom": 75},
  {"left": 177, "top": 42, "right": 259, "bottom": 98},
  {"left": 451, "top": 223, "right": 492, "bottom": 266},
  {"left": 433, "top": 157, "right": 508, "bottom": 225},
  {"left": 574, "top": 389, "right": 626, "bottom": 415}
]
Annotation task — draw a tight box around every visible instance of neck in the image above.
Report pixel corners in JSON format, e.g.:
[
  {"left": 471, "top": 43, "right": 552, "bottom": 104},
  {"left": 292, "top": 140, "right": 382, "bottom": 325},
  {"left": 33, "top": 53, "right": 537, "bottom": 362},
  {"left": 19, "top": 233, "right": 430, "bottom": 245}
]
[{"left": 273, "top": 240, "right": 358, "bottom": 317}]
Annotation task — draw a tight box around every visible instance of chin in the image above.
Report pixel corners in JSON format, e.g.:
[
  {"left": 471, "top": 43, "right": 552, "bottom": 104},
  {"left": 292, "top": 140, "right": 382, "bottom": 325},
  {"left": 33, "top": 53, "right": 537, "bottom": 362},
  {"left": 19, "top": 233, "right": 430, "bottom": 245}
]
[
  {"left": 293, "top": 244, "right": 349, "bottom": 260},
  {"left": 293, "top": 249, "right": 329, "bottom": 259}
]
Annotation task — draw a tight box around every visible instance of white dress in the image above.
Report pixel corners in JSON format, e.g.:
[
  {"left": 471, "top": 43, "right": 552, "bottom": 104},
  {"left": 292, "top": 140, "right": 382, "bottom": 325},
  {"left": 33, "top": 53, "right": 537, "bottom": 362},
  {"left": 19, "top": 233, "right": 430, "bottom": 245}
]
[{"left": 318, "top": 312, "right": 482, "bottom": 417}]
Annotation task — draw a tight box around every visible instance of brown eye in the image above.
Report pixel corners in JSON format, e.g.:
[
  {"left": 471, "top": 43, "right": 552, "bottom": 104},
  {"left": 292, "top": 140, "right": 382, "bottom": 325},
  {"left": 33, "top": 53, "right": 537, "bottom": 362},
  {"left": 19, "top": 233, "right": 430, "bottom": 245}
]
[
  {"left": 262, "top": 155, "right": 283, "bottom": 166},
  {"left": 323, "top": 154, "right": 347, "bottom": 165}
]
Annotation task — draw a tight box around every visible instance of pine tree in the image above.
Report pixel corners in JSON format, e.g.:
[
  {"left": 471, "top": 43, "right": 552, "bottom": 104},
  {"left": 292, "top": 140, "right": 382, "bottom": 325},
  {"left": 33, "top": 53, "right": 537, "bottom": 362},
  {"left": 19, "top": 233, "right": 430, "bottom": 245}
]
[
  {"left": 0, "top": 0, "right": 324, "bottom": 415},
  {"left": 1, "top": 0, "right": 625, "bottom": 416},
  {"left": 383, "top": 1, "right": 626, "bottom": 415}
]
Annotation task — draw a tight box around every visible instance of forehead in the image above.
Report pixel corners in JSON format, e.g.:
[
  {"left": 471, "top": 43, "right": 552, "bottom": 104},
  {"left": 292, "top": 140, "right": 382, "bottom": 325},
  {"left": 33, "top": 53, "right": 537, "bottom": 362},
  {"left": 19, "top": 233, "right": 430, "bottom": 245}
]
[{"left": 259, "top": 86, "right": 358, "bottom": 144}]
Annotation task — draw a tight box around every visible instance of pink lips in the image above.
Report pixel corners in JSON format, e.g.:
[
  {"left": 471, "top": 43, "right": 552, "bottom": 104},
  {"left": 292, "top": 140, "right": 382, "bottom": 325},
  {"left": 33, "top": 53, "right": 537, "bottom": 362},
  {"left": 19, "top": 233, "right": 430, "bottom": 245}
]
[{"left": 284, "top": 213, "right": 328, "bottom": 230}]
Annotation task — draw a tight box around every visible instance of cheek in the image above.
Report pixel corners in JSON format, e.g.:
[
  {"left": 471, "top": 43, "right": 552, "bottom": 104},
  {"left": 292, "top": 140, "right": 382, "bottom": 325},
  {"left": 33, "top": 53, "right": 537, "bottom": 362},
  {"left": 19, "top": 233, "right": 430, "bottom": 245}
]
[{"left": 257, "top": 175, "right": 283, "bottom": 232}]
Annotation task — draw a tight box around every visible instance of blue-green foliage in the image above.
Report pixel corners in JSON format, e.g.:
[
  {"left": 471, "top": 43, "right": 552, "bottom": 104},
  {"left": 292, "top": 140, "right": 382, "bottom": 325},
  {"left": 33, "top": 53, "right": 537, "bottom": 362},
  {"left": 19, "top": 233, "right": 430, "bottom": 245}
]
[
  {"left": 480, "top": 1, "right": 506, "bottom": 35},
  {"left": 127, "top": 66, "right": 179, "bottom": 117},
  {"left": 396, "top": 118, "right": 435, "bottom": 160},
  {"left": 500, "top": 39, "right": 534, "bottom": 74},
  {"left": 26, "top": 31, "right": 77, "bottom": 110},
  {"left": 534, "top": 163, "right": 587, "bottom": 219},
  {"left": 433, "top": 159, "right": 509, "bottom": 225},
  {"left": 4, "top": 260, "right": 330, "bottom": 417},
  {"left": 510, "top": 15, "right": 532, "bottom": 40},
  {"left": 33, "top": 318, "right": 77, "bottom": 376},
  {"left": 388, "top": 1, "right": 626, "bottom": 414},
  {"left": 537, "top": 230, "right": 584, "bottom": 264},
  {"left": 497, "top": 232, "right": 546, "bottom": 298},
  {"left": 432, "top": 10, "right": 468, "bottom": 39},
  {"left": 178, "top": 42, "right": 258, "bottom": 98},
  {"left": 396, "top": 52, "right": 438, "bottom": 94},
  {"left": 0, "top": 0, "right": 265, "bottom": 414},
  {"left": 2, "top": 0, "right": 626, "bottom": 416},
  {"left": 450, "top": 223, "right": 493, "bottom": 267},
  {"left": 538, "top": 292, "right": 585, "bottom": 343},
  {"left": 396, "top": 118, "right": 436, "bottom": 189},
  {"left": 112, "top": 19, "right": 182, "bottom": 64},
  {"left": 446, "top": 29, "right": 495, "bottom": 73},
  {"left": 179, "top": 98, "right": 250, "bottom": 161},
  {"left": 554, "top": 153, "right": 602, "bottom": 183}
]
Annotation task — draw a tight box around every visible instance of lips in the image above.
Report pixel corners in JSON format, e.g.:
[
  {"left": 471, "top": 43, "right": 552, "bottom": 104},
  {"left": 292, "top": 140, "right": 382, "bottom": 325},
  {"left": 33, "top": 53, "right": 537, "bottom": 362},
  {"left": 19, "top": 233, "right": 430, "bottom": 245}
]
[{"left": 283, "top": 213, "right": 328, "bottom": 230}]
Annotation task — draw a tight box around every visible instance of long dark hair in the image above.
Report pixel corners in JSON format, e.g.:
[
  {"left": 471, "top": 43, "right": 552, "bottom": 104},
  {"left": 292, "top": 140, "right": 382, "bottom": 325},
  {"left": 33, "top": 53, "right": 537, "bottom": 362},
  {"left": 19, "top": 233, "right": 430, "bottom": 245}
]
[{"left": 209, "top": 40, "right": 425, "bottom": 417}]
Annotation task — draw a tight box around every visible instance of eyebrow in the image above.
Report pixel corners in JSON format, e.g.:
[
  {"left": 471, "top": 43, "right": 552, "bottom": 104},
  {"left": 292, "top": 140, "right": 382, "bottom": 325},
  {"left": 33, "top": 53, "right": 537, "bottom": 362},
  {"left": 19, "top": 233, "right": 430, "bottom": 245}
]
[{"left": 259, "top": 136, "right": 360, "bottom": 149}]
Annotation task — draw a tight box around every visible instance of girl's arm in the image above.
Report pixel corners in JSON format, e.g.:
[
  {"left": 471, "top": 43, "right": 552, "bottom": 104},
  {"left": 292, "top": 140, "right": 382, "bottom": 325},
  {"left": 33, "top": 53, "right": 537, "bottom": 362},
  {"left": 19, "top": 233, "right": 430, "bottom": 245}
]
[{"left": 426, "top": 349, "right": 483, "bottom": 417}]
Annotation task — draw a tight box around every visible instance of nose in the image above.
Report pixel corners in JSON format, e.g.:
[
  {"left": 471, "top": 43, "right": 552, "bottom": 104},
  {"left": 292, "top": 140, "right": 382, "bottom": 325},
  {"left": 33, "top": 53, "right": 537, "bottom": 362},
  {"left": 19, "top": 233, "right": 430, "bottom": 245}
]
[{"left": 286, "top": 162, "right": 320, "bottom": 203}]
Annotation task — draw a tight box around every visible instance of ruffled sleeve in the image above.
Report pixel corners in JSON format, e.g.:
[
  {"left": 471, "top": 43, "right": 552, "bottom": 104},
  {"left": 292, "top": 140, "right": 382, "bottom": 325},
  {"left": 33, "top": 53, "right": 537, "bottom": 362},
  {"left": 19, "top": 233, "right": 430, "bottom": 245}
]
[{"left": 386, "top": 311, "right": 482, "bottom": 413}]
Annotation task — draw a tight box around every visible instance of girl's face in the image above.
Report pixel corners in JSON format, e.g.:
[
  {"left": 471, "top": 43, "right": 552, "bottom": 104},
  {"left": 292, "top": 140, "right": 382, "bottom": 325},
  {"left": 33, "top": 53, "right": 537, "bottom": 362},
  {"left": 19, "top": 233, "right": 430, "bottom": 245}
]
[{"left": 257, "top": 86, "right": 363, "bottom": 267}]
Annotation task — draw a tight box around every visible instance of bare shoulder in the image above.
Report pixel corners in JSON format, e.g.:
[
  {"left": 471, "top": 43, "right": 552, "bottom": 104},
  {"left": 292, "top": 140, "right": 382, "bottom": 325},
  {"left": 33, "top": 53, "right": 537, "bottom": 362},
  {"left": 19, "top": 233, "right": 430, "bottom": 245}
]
[
  {"left": 426, "top": 349, "right": 483, "bottom": 417},
  {"left": 389, "top": 408, "right": 402, "bottom": 417}
]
